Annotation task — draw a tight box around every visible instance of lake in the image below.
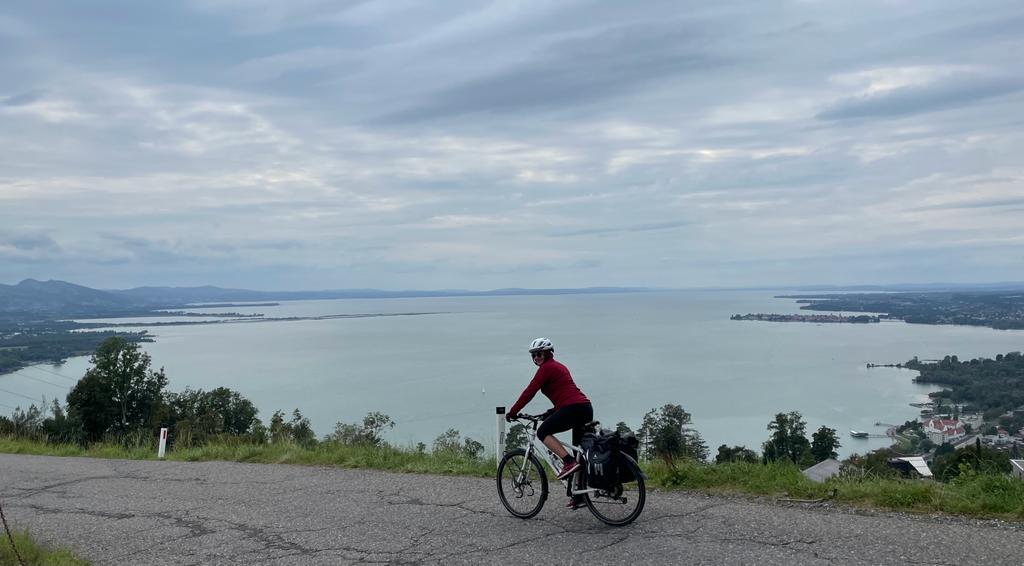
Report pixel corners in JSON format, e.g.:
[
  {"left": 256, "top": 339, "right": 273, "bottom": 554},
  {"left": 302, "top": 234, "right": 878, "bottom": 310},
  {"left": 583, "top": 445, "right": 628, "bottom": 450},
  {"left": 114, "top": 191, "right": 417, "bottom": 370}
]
[{"left": 4, "top": 290, "right": 1023, "bottom": 458}]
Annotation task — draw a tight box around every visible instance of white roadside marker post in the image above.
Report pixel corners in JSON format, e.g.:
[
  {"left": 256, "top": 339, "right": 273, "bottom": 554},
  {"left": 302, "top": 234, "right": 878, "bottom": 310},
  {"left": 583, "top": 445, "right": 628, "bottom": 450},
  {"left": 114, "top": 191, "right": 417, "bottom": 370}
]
[
  {"left": 496, "top": 406, "right": 506, "bottom": 470},
  {"left": 158, "top": 427, "right": 168, "bottom": 459}
]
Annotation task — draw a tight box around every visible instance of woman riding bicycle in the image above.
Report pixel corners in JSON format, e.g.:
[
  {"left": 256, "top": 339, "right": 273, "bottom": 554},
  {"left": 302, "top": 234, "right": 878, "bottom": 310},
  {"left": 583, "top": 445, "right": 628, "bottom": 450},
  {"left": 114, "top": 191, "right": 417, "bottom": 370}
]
[{"left": 506, "top": 337, "right": 593, "bottom": 507}]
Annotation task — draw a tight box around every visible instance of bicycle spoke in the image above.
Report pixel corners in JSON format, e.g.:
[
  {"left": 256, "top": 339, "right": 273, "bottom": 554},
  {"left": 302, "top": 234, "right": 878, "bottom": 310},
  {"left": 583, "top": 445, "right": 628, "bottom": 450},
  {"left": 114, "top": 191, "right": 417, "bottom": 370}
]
[
  {"left": 497, "top": 450, "right": 548, "bottom": 519},
  {"left": 583, "top": 456, "right": 646, "bottom": 526}
]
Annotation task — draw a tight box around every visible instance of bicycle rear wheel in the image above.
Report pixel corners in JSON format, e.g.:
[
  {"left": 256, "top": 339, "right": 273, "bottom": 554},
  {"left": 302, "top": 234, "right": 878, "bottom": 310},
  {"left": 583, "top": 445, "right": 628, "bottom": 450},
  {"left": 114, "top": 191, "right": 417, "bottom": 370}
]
[
  {"left": 496, "top": 448, "right": 548, "bottom": 518},
  {"left": 584, "top": 454, "right": 645, "bottom": 526}
]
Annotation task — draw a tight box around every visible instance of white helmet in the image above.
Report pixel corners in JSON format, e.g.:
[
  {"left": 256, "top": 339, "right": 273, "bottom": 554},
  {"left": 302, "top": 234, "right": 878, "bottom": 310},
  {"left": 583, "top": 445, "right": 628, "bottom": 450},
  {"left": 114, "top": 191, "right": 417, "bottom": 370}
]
[{"left": 528, "top": 337, "right": 554, "bottom": 353}]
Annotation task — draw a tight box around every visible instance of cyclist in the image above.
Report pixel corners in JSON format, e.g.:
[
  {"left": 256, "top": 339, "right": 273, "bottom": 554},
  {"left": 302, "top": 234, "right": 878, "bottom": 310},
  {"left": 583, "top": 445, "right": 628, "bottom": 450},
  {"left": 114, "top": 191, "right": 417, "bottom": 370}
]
[{"left": 506, "top": 337, "right": 593, "bottom": 508}]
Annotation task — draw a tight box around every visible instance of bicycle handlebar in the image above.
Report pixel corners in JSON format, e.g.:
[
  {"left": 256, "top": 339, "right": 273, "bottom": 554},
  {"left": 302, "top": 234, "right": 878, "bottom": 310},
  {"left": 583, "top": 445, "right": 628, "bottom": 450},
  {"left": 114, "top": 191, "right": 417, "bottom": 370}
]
[{"left": 509, "top": 413, "right": 546, "bottom": 423}]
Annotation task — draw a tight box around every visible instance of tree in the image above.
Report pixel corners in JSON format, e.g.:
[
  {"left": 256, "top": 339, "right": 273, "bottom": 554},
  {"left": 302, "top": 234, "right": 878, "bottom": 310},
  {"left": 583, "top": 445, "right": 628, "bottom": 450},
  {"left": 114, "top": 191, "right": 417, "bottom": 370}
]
[
  {"left": 66, "top": 337, "right": 167, "bottom": 441},
  {"left": 462, "top": 437, "right": 485, "bottom": 459},
  {"left": 810, "top": 426, "right": 841, "bottom": 463},
  {"left": 432, "top": 428, "right": 475, "bottom": 455},
  {"left": 42, "top": 399, "right": 84, "bottom": 445},
  {"left": 268, "top": 408, "right": 316, "bottom": 446},
  {"left": 842, "top": 448, "right": 901, "bottom": 478},
  {"left": 505, "top": 423, "right": 528, "bottom": 452},
  {"left": 715, "top": 445, "right": 758, "bottom": 464},
  {"left": 326, "top": 412, "right": 394, "bottom": 446},
  {"left": 639, "top": 404, "right": 708, "bottom": 464},
  {"left": 164, "top": 387, "right": 260, "bottom": 446},
  {"left": 432, "top": 428, "right": 485, "bottom": 460},
  {"left": 762, "top": 411, "right": 811, "bottom": 465},
  {"left": 931, "top": 445, "right": 1011, "bottom": 481},
  {"left": 10, "top": 404, "right": 44, "bottom": 435},
  {"left": 205, "top": 387, "right": 259, "bottom": 435},
  {"left": 270, "top": 410, "right": 286, "bottom": 443}
]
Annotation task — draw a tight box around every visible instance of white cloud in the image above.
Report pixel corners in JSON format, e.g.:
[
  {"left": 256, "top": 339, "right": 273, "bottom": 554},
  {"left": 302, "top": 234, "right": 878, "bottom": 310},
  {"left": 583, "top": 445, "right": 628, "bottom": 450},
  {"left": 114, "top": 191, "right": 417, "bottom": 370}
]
[
  {"left": 1, "top": 1, "right": 1023, "bottom": 288},
  {"left": 1, "top": 99, "right": 92, "bottom": 123}
]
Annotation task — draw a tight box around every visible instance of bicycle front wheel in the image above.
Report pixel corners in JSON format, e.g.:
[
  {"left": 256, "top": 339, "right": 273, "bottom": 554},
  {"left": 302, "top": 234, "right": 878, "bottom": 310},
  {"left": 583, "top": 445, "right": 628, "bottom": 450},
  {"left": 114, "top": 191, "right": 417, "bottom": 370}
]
[
  {"left": 496, "top": 448, "right": 548, "bottom": 519},
  {"left": 584, "top": 454, "right": 646, "bottom": 526}
]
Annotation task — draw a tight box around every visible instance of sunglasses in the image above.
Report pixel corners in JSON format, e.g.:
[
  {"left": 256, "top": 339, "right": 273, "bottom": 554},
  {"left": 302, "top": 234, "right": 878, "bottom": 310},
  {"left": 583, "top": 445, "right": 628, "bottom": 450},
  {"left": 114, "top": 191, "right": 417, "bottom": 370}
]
[{"left": 531, "top": 352, "right": 545, "bottom": 359}]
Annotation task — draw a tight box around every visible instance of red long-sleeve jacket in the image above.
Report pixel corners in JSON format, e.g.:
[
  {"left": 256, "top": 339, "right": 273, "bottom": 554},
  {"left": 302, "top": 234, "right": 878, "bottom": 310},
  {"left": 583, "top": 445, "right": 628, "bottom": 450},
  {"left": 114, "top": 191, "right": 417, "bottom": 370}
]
[{"left": 509, "top": 359, "right": 589, "bottom": 415}]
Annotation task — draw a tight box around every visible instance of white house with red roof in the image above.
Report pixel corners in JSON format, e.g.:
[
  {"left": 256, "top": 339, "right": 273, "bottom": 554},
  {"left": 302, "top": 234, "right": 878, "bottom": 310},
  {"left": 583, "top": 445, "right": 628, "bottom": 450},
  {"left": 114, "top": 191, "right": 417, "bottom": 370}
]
[{"left": 922, "top": 418, "right": 966, "bottom": 445}]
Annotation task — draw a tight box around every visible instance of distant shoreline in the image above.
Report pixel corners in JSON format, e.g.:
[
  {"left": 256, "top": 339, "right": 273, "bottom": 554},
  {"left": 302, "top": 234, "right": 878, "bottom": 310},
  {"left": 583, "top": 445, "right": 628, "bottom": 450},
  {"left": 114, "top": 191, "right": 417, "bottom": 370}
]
[
  {"left": 74, "top": 311, "right": 448, "bottom": 328},
  {"left": 731, "top": 313, "right": 880, "bottom": 323}
]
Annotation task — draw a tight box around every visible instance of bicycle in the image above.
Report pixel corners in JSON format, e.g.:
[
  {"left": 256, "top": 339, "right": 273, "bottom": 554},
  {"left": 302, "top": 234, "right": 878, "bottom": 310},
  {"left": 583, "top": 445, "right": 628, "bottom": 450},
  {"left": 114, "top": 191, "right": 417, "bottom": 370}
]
[{"left": 496, "top": 413, "right": 646, "bottom": 526}]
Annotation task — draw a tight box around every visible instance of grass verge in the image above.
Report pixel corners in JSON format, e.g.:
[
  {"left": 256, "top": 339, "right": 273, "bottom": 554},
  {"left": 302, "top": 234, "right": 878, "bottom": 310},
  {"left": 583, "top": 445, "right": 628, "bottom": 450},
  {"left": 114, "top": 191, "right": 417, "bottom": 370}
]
[
  {"left": 1, "top": 530, "right": 89, "bottom": 566},
  {"left": 3, "top": 435, "right": 1024, "bottom": 521}
]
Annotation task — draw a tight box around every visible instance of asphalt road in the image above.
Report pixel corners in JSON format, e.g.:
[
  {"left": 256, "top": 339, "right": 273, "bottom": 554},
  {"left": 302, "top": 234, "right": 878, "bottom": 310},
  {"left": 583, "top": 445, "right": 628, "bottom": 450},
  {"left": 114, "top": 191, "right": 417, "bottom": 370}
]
[{"left": 1, "top": 454, "right": 1021, "bottom": 565}]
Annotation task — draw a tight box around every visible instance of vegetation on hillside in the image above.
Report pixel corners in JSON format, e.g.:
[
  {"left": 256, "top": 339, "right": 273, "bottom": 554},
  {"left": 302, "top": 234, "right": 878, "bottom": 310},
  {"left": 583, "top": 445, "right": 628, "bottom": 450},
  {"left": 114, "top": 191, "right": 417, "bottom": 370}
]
[{"left": 907, "top": 352, "right": 1024, "bottom": 423}]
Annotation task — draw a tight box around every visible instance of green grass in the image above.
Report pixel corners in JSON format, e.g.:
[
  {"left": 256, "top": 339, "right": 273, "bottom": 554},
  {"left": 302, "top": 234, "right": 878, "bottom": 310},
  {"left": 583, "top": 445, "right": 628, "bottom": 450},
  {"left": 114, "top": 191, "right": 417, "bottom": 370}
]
[
  {"left": 647, "top": 458, "right": 1024, "bottom": 519},
  {"left": 4, "top": 435, "right": 1024, "bottom": 520},
  {"left": 1, "top": 530, "right": 89, "bottom": 566},
  {"left": 0, "top": 435, "right": 495, "bottom": 477}
]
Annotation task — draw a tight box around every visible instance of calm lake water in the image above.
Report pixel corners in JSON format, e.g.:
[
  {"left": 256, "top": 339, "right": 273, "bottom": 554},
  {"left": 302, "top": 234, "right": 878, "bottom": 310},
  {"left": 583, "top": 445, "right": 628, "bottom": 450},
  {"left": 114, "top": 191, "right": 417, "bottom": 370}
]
[{"left": 4, "top": 290, "right": 1024, "bottom": 458}]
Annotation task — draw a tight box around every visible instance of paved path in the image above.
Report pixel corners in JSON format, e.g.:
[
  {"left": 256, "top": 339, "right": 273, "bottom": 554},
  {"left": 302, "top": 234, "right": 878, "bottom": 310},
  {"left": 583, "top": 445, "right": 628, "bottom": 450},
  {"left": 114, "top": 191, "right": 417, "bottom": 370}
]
[{"left": 1, "top": 454, "right": 1021, "bottom": 565}]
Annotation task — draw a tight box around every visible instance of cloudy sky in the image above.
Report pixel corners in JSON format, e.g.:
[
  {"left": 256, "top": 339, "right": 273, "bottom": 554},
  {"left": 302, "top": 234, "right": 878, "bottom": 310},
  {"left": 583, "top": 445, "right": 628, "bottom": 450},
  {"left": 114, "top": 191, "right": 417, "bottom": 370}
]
[{"left": 1, "top": 1, "right": 1022, "bottom": 290}]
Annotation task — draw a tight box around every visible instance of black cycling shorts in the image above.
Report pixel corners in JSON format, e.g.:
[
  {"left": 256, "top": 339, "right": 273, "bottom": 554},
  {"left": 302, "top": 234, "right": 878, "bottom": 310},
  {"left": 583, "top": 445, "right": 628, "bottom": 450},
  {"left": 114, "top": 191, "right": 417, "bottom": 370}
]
[{"left": 536, "top": 402, "right": 593, "bottom": 446}]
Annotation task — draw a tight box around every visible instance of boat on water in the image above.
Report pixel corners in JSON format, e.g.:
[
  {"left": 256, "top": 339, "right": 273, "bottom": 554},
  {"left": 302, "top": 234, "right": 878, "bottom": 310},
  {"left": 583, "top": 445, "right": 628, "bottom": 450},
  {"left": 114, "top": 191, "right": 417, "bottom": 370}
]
[{"left": 850, "top": 430, "right": 869, "bottom": 438}]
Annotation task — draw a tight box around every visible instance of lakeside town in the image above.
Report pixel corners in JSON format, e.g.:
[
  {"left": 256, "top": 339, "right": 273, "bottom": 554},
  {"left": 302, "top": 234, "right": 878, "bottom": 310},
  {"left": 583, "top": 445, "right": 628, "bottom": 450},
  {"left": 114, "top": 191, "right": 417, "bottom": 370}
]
[
  {"left": 807, "top": 353, "right": 1024, "bottom": 483},
  {"left": 731, "top": 313, "right": 880, "bottom": 323}
]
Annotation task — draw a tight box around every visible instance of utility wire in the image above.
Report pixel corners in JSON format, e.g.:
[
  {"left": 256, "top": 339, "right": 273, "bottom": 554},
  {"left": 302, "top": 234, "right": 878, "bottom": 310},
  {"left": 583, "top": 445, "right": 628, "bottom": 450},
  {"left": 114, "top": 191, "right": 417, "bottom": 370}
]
[
  {"left": 8, "top": 373, "right": 68, "bottom": 390},
  {"left": 0, "top": 388, "right": 40, "bottom": 403},
  {"left": 23, "top": 365, "right": 79, "bottom": 382}
]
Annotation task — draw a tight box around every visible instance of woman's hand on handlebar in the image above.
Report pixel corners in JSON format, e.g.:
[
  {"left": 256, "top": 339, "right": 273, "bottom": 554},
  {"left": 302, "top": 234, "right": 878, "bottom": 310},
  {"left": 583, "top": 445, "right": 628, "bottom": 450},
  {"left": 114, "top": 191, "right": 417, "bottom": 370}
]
[{"left": 506, "top": 412, "right": 545, "bottom": 422}]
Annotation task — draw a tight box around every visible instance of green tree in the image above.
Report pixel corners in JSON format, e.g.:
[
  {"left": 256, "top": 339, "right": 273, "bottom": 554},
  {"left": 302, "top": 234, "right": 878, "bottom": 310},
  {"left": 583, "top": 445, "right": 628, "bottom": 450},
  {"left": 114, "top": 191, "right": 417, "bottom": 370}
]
[
  {"left": 639, "top": 404, "right": 708, "bottom": 464},
  {"left": 504, "top": 423, "right": 528, "bottom": 452},
  {"left": 164, "top": 387, "right": 259, "bottom": 446},
  {"left": 762, "top": 411, "right": 811, "bottom": 465},
  {"left": 931, "top": 445, "right": 1010, "bottom": 481},
  {"left": 715, "top": 444, "right": 758, "bottom": 464},
  {"left": 205, "top": 387, "right": 259, "bottom": 435},
  {"left": 432, "top": 428, "right": 484, "bottom": 459},
  {"left": 268, "top": 408, "right": 316, "bottom": 446},
  {"left": 66, "top": 337, "right": 167, "bottom": 441},
  {"left": 326, "top": 412, "right": 394, "bottom": 446},
  {"left": 10, "top": 404, "right": 44, "bottom": 436},
  {"left": 810, "top": 426, "right": 841, "bottom": 463},
  {"left": 433, "top": 428, "right": 462, "bottom": 453},
  {"left": 288, "top": 409, "right": 315, "bottom": 446},
  {"left": 269, "top": 410, "right": 287, "bottom": 443},
  {"left": 42, "top": 399, "right": 84, "bottom": 445},
  {"left": 842, "top": 448, "right": 901, "bottom": 478},
  {"left": 462, "top": 437, "right": 485, "bottom": 459}
]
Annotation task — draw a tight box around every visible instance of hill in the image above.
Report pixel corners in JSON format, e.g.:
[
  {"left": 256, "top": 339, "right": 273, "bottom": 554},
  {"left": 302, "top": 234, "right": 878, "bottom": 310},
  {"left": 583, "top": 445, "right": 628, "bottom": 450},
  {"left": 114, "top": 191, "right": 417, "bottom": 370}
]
[
  {"left": 0, "top": 279, "right": 126, "bottom": 314},
  {"left": 0, "top": 279, "right": 655, "bottom": 315}
]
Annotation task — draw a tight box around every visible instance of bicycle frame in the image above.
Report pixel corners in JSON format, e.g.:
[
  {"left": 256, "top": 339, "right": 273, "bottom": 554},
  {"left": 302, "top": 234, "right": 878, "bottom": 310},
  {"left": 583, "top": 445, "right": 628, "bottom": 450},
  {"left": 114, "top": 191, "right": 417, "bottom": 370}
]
[{"left": 518, "top": 419, "right": 598, "bottom": 497}]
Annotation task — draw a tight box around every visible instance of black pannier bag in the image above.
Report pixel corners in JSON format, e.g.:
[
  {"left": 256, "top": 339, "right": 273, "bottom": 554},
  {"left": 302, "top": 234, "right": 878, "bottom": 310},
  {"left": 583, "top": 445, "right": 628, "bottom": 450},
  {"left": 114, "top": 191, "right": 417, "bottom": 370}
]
[
  {"left": 581, "top": 430, "right": 641, "bottom": 490},
  {"left": 610, "top": 430, "right": 640, "bottom": 483},
  {"left": 581, "top": 431, "right": 615, "bottom": 491}
]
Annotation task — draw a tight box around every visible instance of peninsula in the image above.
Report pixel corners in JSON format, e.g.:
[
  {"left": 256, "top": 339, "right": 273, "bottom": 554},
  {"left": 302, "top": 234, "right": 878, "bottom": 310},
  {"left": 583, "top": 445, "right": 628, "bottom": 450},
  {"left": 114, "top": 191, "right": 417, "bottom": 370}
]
[{"left": 731, "top": 313, "right": 880, "bottom": 323}]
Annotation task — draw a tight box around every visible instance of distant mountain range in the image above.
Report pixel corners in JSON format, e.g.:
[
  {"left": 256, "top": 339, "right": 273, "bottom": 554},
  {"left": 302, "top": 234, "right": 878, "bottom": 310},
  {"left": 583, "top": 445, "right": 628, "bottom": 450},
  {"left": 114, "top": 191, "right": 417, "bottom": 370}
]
[
  {"left": 0, "top": 279, "right": 655, "bottom": 315},
  {"left": 3, "top": 278, "right": 1024, "bottom": 316}
]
